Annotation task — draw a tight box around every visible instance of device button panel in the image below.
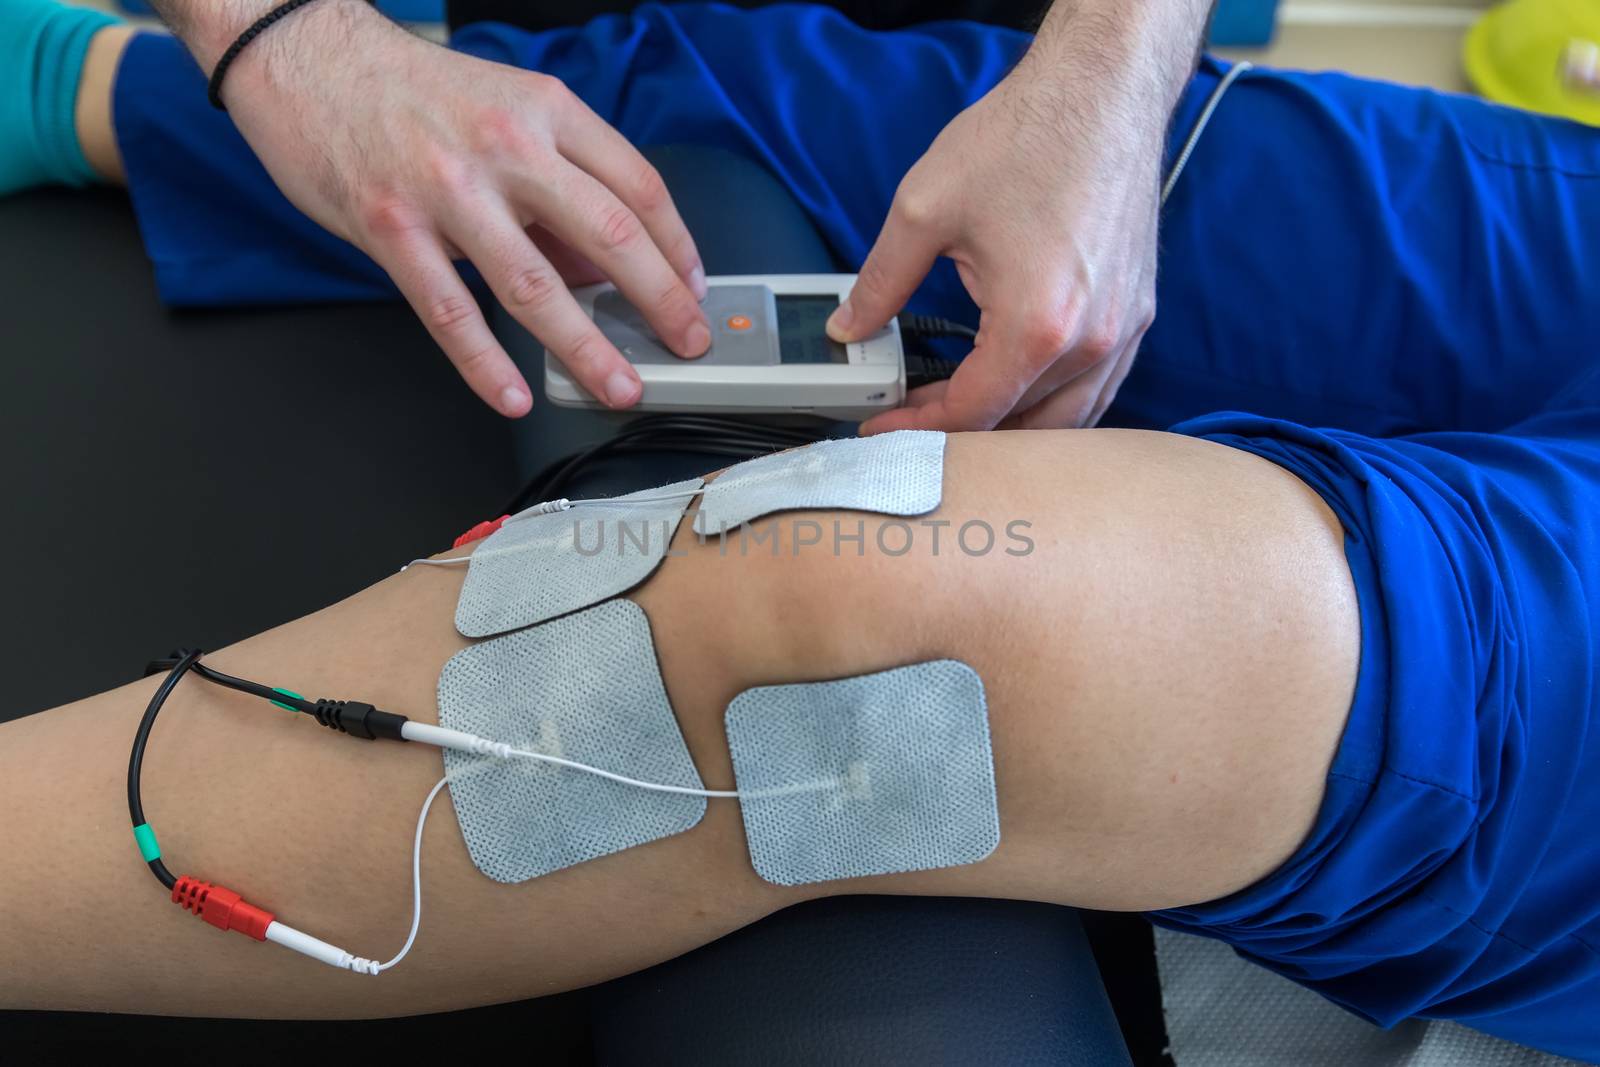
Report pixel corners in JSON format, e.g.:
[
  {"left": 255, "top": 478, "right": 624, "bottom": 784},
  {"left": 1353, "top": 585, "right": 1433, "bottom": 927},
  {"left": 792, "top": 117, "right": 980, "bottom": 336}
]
[{"left": 594, "top": 284, "right": 779, "bottom": 367}]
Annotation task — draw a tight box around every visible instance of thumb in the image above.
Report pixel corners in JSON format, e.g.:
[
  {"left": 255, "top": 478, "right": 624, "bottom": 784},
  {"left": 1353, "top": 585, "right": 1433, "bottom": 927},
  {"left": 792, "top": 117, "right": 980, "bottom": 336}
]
[{"left": 829, "top": 202, "right": 942, "bottom": 343}]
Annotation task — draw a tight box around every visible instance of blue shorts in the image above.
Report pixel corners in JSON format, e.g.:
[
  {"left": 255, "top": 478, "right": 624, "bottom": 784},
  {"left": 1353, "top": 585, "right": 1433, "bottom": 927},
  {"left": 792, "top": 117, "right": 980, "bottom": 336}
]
[{"left": 110, "top": 5, "right": 1600, "bottom": 1055}]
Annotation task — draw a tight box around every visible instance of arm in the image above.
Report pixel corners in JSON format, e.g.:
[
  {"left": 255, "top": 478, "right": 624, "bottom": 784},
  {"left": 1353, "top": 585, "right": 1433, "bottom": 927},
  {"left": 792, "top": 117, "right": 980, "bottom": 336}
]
[
  {"left": 0, "top": 430, "right": 1356, "bottom": 1017},
  {"left": 144, "top": 0, "right": 711, "bottom": 417},
  {"left": 840, "top": 0, "right": 1214, "bottom": 433}
]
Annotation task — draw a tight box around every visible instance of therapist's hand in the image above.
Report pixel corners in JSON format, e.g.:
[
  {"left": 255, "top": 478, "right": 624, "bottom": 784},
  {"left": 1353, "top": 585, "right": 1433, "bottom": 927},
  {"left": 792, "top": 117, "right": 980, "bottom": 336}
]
[
  {"left": 837, "top": 0, "right": 1211, "bottom": 433},
  {"left": 185, "top": 0, "right": 709, "bottom": 416}
]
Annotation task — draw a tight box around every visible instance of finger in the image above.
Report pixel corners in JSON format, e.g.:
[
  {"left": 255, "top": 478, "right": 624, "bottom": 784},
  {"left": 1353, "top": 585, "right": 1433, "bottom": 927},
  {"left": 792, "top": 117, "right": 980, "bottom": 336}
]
[
  {"left": 1005, "top": 359, "right": 1085, "bottom": 419},
  {"left": 1005, "top": 328, "right": 1139, "bottom": 430},
  {"left": 1003, "top": 322, "right": 1118, "bottom": 416},
  {"left": 1085, "top": 336, "right": 1139, "bottom": 427},
  {"left": 444, "top": 201, "right": 643, "bottom": 410},
  {"left": 520, "top": 162, "right": 710, "bottom": 359},
  {"left": 860, "top": 327, "right": 1034, "bottom": 434},
  {"left": 830, "top": 194, "right": 944, "bottom": 343},
  {"left": 1003, "top": 342, "right": 1130, "bottom": 430},
  {"left": 858, "top": 380, "right": 949, "bottom": 436},
  {"left": 528, "top": 223, "right": 605, "bottom": 286},
  {"left": 904, "top": 379, "right": 953, "bottom": 408},
  {"left": 366, "top": 223, "right": 533, "bottom": 417},
  {"left": 554, "top": 100, "right": 707, "bottom": 299},
  {"left": 999, "top": 381, "right": 1086, "bottom": 430}
]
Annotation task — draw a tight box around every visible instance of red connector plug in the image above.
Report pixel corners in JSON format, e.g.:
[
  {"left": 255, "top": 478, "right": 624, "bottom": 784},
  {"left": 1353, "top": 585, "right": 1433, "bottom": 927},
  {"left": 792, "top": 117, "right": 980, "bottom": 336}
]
[
  {"left": 452, "top": 515, "right": 509, "bottom": 549},
  {"left": 171, "top": 875, "right": 275, "bottom": 941}
]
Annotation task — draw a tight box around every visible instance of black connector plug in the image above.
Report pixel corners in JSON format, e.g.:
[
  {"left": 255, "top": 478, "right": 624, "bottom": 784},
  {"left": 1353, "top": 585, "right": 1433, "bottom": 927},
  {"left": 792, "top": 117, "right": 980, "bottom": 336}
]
[
  {"left": 906, "top": 354, "right": 960, "bottom": 387},
  {"left": 899, "top": 313, "right": 978, "bottom": 341},
  {"left": 308, "top": 699, "right": 409, "bottom": 741}
]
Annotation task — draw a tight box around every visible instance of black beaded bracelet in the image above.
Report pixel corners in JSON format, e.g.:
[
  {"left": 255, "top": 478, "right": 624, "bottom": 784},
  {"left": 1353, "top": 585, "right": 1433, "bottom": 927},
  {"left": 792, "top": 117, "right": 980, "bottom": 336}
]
[{"left": 207, "top": 0, "right": 364, "bottom": 110}]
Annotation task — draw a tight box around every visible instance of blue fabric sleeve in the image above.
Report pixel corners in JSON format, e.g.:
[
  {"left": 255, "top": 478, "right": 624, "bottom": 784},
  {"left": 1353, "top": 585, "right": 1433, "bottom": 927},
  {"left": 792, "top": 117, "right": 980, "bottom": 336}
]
[{"left": 113, "top": 32, "right": 397, "bottom": 306}]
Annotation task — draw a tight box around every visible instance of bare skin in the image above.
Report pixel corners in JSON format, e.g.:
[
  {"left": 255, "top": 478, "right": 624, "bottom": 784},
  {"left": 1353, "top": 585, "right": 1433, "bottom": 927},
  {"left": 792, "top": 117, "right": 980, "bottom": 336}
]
[
  {"left": 0, "top": 430, "right": 1358, "bottom": 1019},
  {"left": 73, "top": 22, "right": 132, "bottom": 185}
]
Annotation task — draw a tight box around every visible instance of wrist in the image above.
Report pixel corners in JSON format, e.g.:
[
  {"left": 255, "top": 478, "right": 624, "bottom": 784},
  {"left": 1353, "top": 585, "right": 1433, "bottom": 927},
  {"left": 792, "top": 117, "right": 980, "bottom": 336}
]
[
  {"left": 1016, "top": 0, "right": 1211, "bottom": 125},
  {"left": 179, "top": 0, "right": 375, "bottom": 78},
  {"left": 210, "top": 0, "right": 383, "bottom": 110}
]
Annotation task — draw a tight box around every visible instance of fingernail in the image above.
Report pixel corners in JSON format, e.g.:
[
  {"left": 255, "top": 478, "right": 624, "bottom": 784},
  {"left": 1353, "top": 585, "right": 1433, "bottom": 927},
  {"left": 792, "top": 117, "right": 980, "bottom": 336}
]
[
  {"left": 605, "top": 370, "right": 640, "bottom": 407},
  {"left": 689, "top": 264, "right": 708, "bottom": 301},
  {"left": 684, "top": 321, "right": 711, "bottom": 358},
  {"left": 500, "top": 385, "right": 530, "bottom": 416},
  {"left": 826, "top": 300, "right": 854, "bottom": 341}
]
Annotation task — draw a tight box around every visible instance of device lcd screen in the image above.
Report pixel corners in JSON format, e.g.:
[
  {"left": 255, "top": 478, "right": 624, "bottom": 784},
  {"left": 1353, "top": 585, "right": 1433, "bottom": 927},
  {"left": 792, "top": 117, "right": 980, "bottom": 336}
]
[{"left": 776, "top": 295, "right": 849, "bottom": 364}]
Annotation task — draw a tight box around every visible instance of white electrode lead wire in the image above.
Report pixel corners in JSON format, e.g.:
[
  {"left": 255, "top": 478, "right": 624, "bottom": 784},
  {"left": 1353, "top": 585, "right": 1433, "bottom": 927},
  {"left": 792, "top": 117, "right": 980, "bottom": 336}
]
[
  {"left": 504, "top": 746, "right": 741, "bottom": 797},
  {"left": 1161, "top": 60, "right": 1253, "bottom": 205},
  {"left": 402, "top": 488, "right": 709, "bottom": 571},
  {"left": 349, "top": 773, "right": 449, "bottom": 975},
  {"left": 356, "top": 734, "right": 836, "bottom": 976}
]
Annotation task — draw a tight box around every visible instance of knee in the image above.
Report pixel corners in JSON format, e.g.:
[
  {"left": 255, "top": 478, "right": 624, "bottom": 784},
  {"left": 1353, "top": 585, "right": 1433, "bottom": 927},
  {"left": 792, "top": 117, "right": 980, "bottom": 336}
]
[
  {"left": 992, "top": 431, "right": 1362, "bottom": 909},
  {"left": 641, "top": 430, "right": 1361, "bottom": 911}
]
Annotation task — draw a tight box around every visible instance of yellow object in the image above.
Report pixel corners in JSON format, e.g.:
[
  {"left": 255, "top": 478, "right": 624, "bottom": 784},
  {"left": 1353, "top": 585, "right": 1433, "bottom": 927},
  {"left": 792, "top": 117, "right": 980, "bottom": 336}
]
[{"left": 1464, "top": 0, "right": 1600, "bottom": 126}]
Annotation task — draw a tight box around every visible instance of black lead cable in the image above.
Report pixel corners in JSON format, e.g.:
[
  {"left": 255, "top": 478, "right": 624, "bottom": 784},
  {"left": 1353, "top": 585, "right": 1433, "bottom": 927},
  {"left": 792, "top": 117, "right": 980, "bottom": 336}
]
[
  {"left": 504, "top": 413, "right": 832, "bottom": 514},
  {"left": 128, "top": 649, "right": 203, "bottom": 889},
  {"left": 502, "top": 318, "right": 980, "bottom": 511},
  {"left": 899, "top": 314, "right": 978, "bottom": 341},
  {"left": 128, "top": 649, "right": 414, "bottom": 890}
]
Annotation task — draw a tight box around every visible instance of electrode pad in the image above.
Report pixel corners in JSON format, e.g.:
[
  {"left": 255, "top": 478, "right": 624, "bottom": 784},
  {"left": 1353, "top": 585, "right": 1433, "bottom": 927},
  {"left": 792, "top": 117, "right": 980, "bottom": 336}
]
[
  {"left": 724, "top": 659, "right": 998, "bottom": 886},
  {"left": 438, "top": 599, "right": 706, "bottom": 883},
  {"left": 692, "top": 430, "right": 945, "bottom": 536},
  {"left": 455, "top": 477, "right": 703, "bottom": 638}
]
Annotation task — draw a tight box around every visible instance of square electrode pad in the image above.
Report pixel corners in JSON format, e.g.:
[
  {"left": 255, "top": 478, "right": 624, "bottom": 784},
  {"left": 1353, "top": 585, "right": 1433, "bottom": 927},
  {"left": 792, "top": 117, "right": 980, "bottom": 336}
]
[
  {"left": 438, "top": 599, "right": 706, "bottom": 884},
  {"left": 455, "top": 477, "right": 702, "bottom": 638},
  {"left": 724, "top": 659, "right": 998, "bottom": 886},
  {"left": 693, "top": 430, "right": 945, "bottom": 536}
]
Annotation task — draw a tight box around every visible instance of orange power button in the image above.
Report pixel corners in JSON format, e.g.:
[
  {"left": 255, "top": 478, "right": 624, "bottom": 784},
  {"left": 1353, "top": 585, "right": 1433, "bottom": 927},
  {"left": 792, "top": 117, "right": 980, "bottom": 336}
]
[{"left": 726, "top": 314, "right": 752, "bottom": 331}]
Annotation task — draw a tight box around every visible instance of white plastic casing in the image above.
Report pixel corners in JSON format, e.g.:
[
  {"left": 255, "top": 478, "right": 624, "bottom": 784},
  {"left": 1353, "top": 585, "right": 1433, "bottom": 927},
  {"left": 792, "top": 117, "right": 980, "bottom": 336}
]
[
  {"left": 544, "top": 274, "right": 905, "bottom": 420},
  {"left": 265, "top": 921, "right": 376, "bottom": 974}
]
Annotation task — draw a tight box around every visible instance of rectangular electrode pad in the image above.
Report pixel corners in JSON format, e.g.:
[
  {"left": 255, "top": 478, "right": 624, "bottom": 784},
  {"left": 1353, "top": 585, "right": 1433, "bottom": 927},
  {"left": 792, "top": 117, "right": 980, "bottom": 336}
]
[
  {"left": 455, "top": 478, "right": 702, "bottom": 638},
  {"left": 438, "top": 598, "right": 706, "bottom": 883},
  {"left": 724, "top": 659, "right": 999, "bottom": 886},
  {"left": 693, "top": 430, "right": 946, "bottom": 536}
]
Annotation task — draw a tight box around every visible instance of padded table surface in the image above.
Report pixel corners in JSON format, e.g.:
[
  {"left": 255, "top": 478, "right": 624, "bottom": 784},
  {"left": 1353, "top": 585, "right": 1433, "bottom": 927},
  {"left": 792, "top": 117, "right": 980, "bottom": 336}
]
[{"left": 0, "top": 188, "right": 520, "bottom": 718}]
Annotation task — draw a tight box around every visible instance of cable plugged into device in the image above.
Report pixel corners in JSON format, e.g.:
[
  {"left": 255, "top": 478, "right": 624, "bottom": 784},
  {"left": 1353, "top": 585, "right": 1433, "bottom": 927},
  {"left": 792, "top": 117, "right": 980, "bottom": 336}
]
[{"left": 898, "top": 313, "right": 977, "bottom": 341}]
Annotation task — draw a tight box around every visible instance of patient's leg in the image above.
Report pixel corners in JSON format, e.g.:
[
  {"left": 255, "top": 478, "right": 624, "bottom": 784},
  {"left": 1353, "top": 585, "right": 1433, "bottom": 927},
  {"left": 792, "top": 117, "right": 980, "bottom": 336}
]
[{"left": 0, "top": 430, "right": 1358, "bottom": 1018}]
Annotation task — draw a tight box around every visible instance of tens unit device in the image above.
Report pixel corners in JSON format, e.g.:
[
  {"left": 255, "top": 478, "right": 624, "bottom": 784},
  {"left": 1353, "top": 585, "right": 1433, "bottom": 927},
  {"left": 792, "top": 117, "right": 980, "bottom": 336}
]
[{"left": 544, "top": 275, "right": 906, "bottom": 419}]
